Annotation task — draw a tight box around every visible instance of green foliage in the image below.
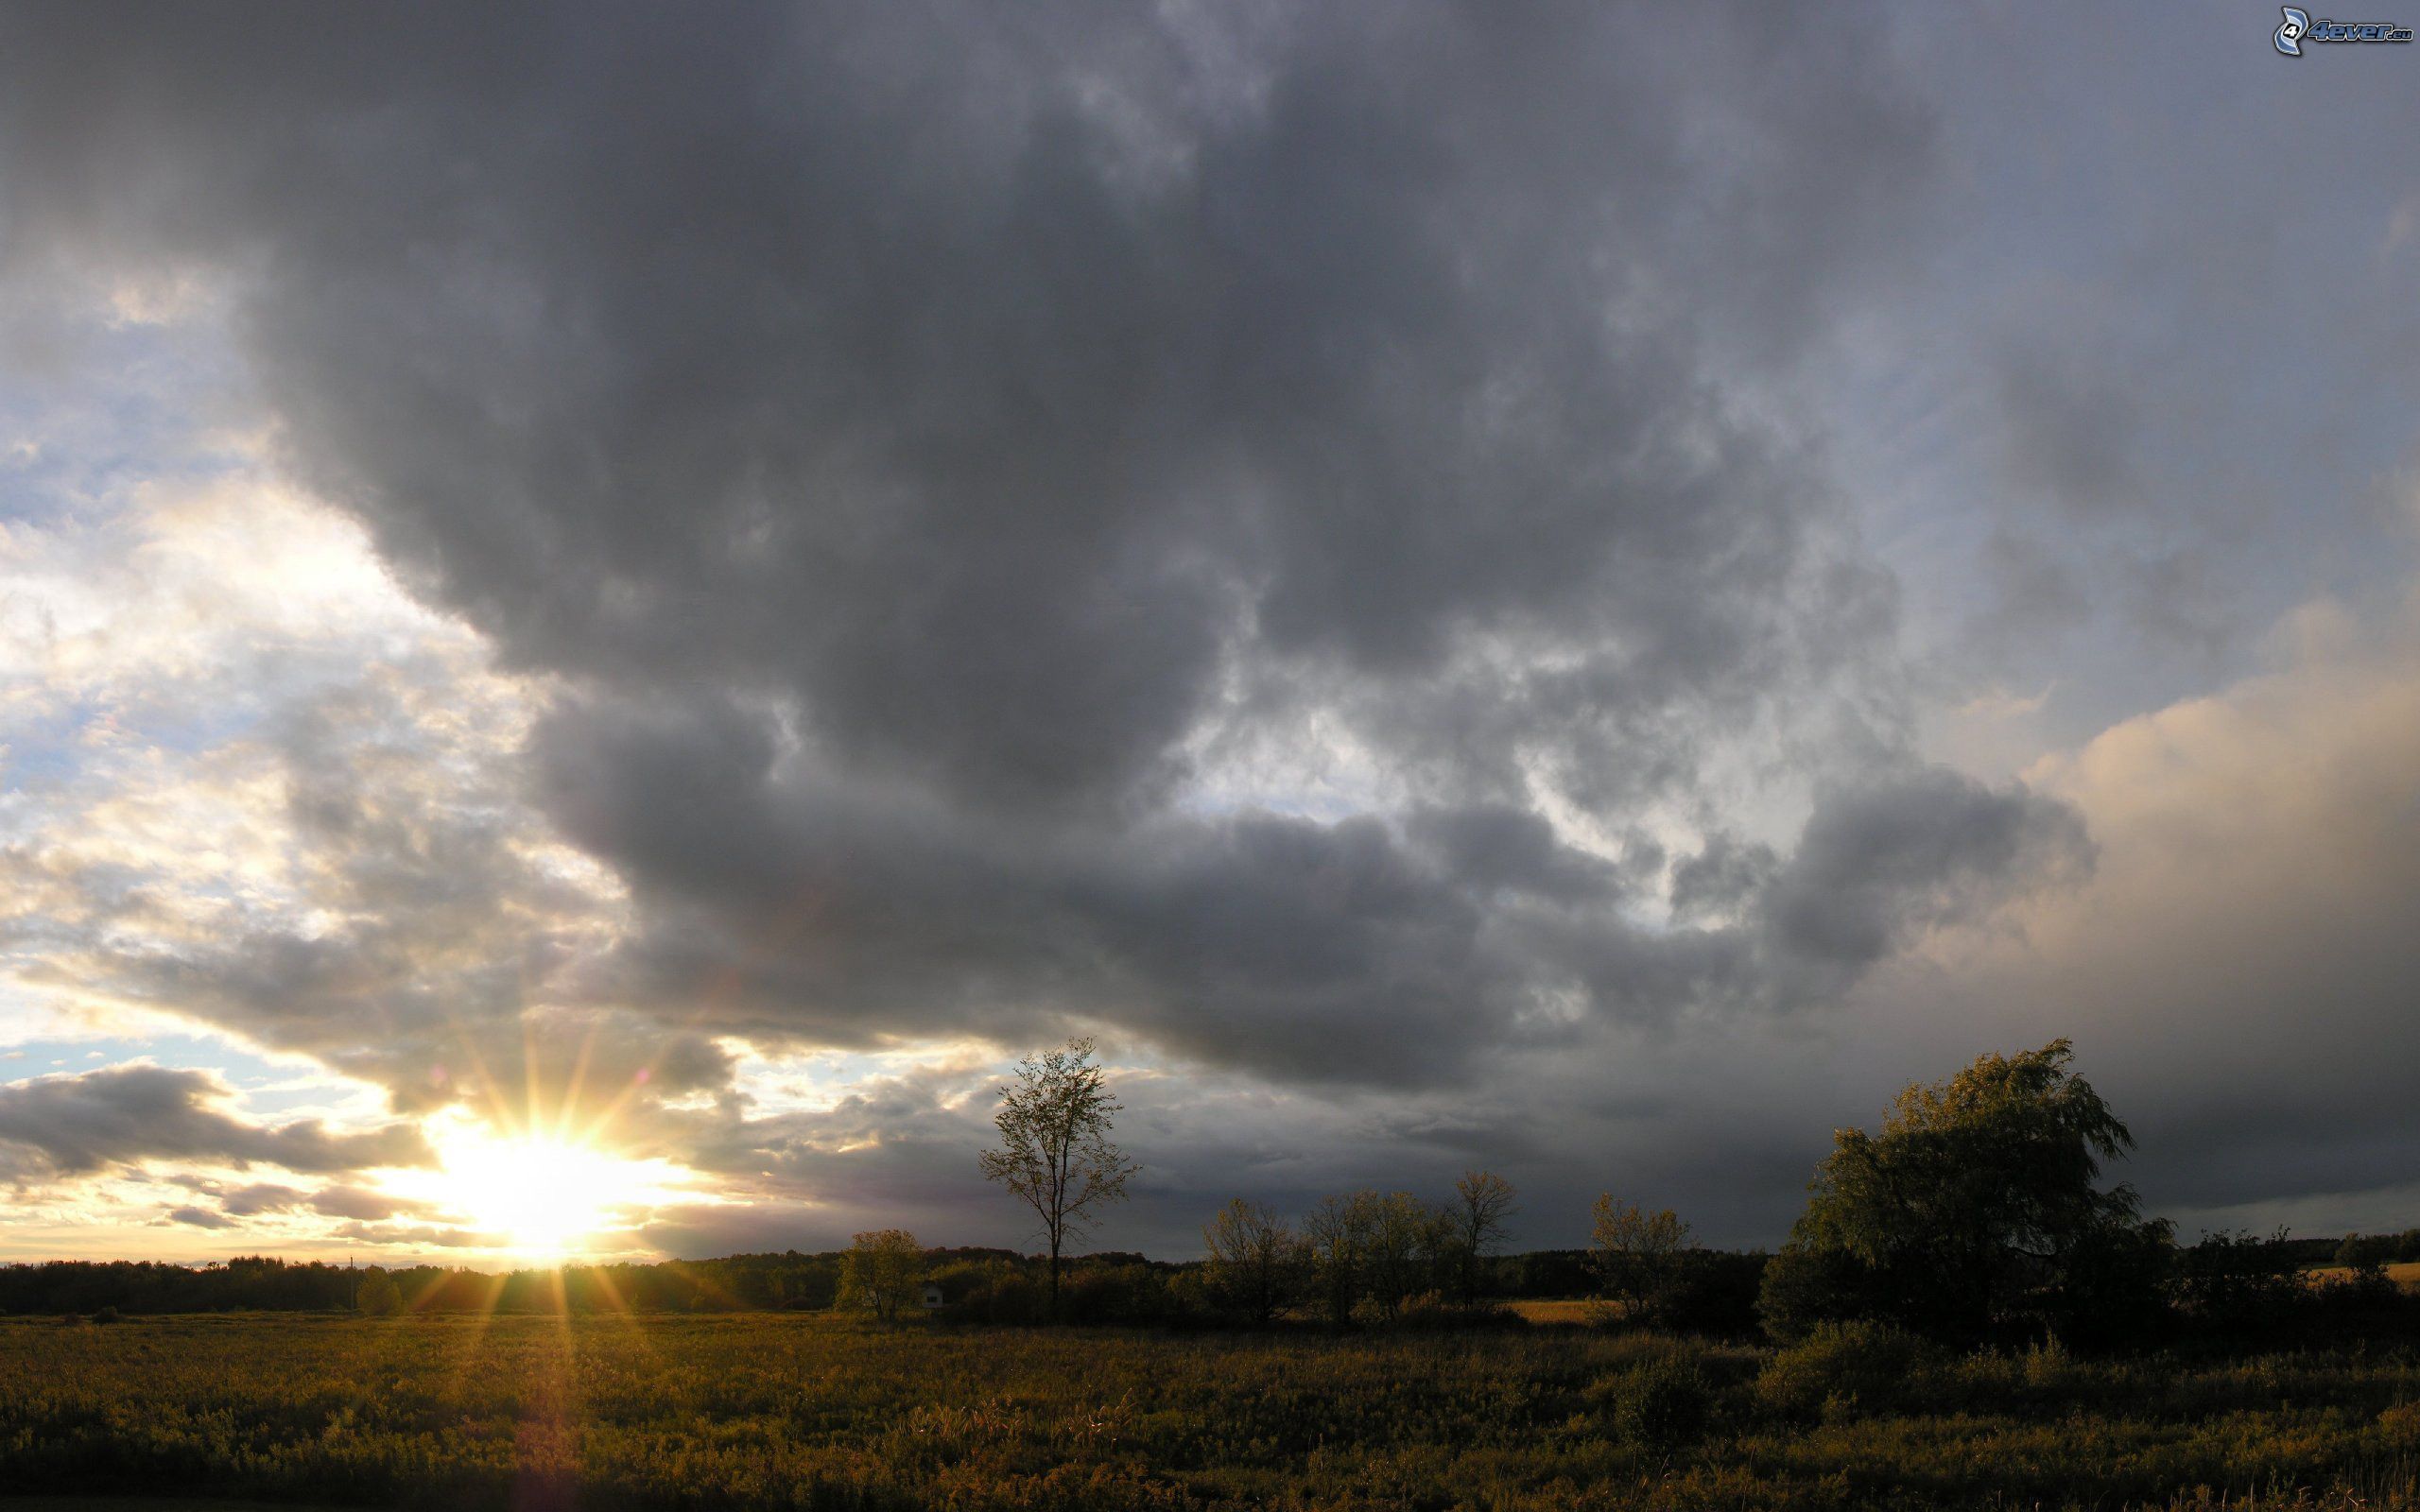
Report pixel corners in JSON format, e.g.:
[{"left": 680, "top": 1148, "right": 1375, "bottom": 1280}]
[
  {"left": 838, "top": 1229, "right": 926, "bottom": 1323},
  {"left": 355, "top": 1270, "right": 403, "bottom": 1317},
  {"left": 1760, "top": 1040, "right": 2173, "bottom": 1347}
]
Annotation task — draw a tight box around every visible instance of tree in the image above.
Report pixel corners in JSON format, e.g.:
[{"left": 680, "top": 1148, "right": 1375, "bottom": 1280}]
[
  {"left": 355, "top": 1268, "right": 404, "bottom": 1317},
  {"left": 1302, "top": 1191, "right": 1368, "bottom": 1328},
  {"left": 1357, "top": 1192, "right": 1444, "bottom": 1322},
  {"left": 978, "top": 1038, "right": 1139, "bottom": 1316},
  {"left": 1449, "top": 1170, "right": 1519, "bottom": 1300},
  {"left": 839, "top": 1229, "right": 926, "bottom": 1323},
  {"left": 1202, "top": 1198, "right": 1307, "bottom": 1324},
  {"left": 1757, "top": 1040, "right": 2172, "bottom": 1347},
  {"left": 1590, "top": 1194, "right": 1690, "bottom": 1326}
]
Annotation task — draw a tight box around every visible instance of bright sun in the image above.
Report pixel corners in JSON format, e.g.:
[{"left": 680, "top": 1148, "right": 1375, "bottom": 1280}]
[{"left": 436, "top": 1132, "right": 648, "bottom": 1260}]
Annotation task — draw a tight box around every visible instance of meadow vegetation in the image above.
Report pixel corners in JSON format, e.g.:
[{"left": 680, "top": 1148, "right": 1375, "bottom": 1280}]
[
  {"left": 9, "top": 1042, "right": 2420, "bottom": 1509},
  {"left": 8, "top": 1311, "right": 2420, "bottom": 1511}
]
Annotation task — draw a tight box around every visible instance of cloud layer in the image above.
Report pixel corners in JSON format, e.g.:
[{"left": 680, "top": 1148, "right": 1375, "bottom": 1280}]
[{"left": 0, "top": 2, "right": 2415, "bottom": 1256}]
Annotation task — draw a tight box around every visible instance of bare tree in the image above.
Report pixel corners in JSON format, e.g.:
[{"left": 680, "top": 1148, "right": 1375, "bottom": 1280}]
[
  {"left": 1302, "top": 1191, "right": 1369, "bottom": 1328},
  {"left": 1359, "top": 1191, "right": 1444, "bottom": 1321},
  {"left": 1450, "top": 1170, "right": 1519, "bottom": 1300},
  {"left": 1590, "top": 1194, "right": 1691, "bottom": 1326},
  {"left": 840, "top": 1228, "right": 926, "bottom": 1323},
  {"left": 1202, "top": 1198, "right": 1307, "bottom": 1324},
  {"left": 978, "top": 1038, "right": 1138, "bottom": 1316}
]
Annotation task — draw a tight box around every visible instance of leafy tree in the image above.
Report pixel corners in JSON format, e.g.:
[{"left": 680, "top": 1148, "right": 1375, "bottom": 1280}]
[
  {"left": 839, "top": 1229, "right": 926, "bottom": 1323},
  {"left": 1590, "top": 1195, "right": 1690, "bottom": 1326},
  {"left": 978, "top": 1038, "right": 1139, "bottom": 1316},
  {"left": 356, "top": 1269, "right": 404, "bottom": 1317},
  {"left": 1757, "top": 1040, "right": 2171, "bottom": 1347},
  {"left": 1449, "top": 1170, "right": 1518, "bottom": 1300},
  {"left": 1202, "top": 1198, "right": 1306, "bottom": 1324}
]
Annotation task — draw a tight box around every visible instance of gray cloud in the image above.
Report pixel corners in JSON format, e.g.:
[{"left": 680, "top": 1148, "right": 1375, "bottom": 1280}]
[
  {"left": 48, "top": 1, "right": 2418, "bottom": 1261},
  {"left": 1761, "top": 767, "right": 2094, "bottom": 971},
  {"left": 0, "top": 0, "right": 1994, "bottom": 1104},
  {"left": 0, "top": 1065, "right": 431, "bottom": 1178}
]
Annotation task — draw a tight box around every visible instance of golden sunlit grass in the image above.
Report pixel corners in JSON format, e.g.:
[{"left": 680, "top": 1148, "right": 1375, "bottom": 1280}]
[
  {"left": 2303, "top": 1262, "right": 2420, "bottom": 1292},
  {"left": 9, "top": 1314, "right": 2420, "bottom": 1512}
]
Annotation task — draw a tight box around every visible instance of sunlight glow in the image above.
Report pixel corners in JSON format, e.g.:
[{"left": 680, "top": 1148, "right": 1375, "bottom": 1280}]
[{"left": 405, "top": 1124, "right": 696, "bottom": 1262}]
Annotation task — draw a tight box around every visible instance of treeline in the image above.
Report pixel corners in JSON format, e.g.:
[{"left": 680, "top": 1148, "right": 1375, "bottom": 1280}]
[
  {"left": 0, "top": 1251, "right": 862, "bottom": 1318},
  {"left": 0, "top": 1243, "right": 1601, "bottom": 1322}
]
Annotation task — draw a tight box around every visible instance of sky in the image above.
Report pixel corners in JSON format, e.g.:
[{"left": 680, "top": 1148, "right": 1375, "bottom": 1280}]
[{"left": 1, "top": 0, "right": 2417, "bottom": 1266}]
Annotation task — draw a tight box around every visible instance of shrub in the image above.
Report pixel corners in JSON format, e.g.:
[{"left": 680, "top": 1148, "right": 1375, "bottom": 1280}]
[
  {"left": 1754, "top": 1319, "right": 1929, "bottom": 1420},
  {"left": 91, "top": 1305, "right": 121, "bottom": 1325},
  {"left": 2176, "top": 1228, "right": 2307, "bottom": 1333},
  {"left": 1613, "top": 1358, "right": 1713, "bottom": 1452},
  {"left": 1657, "top": 1250, "right": 1768, "bottom": 1338}
]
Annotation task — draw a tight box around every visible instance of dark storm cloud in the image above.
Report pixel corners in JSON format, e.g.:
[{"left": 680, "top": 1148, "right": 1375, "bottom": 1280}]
[
  {"left": 0, "top": 0, "right": 1930, "bottom": 800},
  {"left": 1761, "top": 767, "right": 2094, "bottom": 970},
  {"left": 0, "top": 1, "right": 2097, "bottom": 1112},
  {"left": 536, "top": 690, "right": 2088, "bottom": 1082},
  {"left": 0, "top": 1065, "right": 431, "bottom": 1178}
]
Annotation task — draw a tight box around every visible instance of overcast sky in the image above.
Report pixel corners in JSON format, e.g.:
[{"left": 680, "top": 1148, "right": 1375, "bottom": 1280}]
[{"left": 2, "top": 1, "right": 2417, "bottom": 1265}]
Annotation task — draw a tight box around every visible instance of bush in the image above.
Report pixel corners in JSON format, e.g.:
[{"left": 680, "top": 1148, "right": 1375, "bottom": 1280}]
[
  {"left": 1657, "top": 1251, "right": 1768, "bottom": 1338},
  {"left": 1754, "top": 1319, "right": 1930, "bottom": 1420},
  {"left": 90, "top": 1305, "right": 120, "bottom": 1325},
  {"left": 2176, "top": 1228, "right": 2307, "bottom": 1333},
  {"left": 931, "top": 1260, "right": 1046, "bottom": 1324},
  {"left": 1755, "top": 1242, "right": 1896, "bottom": 1344},
  {"left": 1612, "top": 1358, "right": 1713, "bottom": 1452}
]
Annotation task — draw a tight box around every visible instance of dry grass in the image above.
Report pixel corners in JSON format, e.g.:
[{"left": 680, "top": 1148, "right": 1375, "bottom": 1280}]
[
  {"left": 2303, "top": 1262, "right": 2420, "bottom": 1290},
  {"left": 7, "top": 1312, "right": 2420, "bottom": 1510},
  {"left": 1508, "top": 1297, "right": 1603, "bottom": 1324}
]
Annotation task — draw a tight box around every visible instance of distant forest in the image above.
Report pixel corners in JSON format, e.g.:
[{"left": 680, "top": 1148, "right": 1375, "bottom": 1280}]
[
  {"left": 0, "top": 1245, "right": 1612, "bottom": 1322},
  {"left": 7, "top": 1229, "right": 2415, "bottom": 1330}
]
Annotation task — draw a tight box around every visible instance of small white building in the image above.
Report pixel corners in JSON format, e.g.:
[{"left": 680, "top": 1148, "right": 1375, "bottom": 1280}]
[{"left": 921, "top": 1283, "right": 945, "bottom": 1311}]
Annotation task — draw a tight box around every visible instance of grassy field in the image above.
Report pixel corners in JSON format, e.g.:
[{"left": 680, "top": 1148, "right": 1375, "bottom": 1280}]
[
  {"left": 6, "top": 1313, "right": 2420, "bottom": 1511},
  {"left": 1506, "top": 1299, "right": 1600, "bottom": 1326},
  {"left": 2305, "top": 1263, "right": 2420, "bottom": 1291}
]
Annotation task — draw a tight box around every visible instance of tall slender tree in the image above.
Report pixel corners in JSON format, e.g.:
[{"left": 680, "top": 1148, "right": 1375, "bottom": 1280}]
[
  {"left": 978, "top": 1038, "right": 1139, "bottom": 1316},
  {"left": 1450, "top": 1170, "right": 1519, "bottom": 1300}
]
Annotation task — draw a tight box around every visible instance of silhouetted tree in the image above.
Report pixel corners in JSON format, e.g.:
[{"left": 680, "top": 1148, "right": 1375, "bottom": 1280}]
[
  {"left": 1590, "top": 1194, "right": 1690, "bottom": 1326},
  {"left": 1201, "top": 1199, "right": 1306, "bottom": 1324},
  {"left": 1302, "top": 1192, "right": 1368, "bottom": 1327},
  {"left": 1358, "top": 1192, "right": 1443, "bottom": 1321},
  {"left": 356, "top": 1269, "right": 404, "bottom": 1317},
  {"left": 1449, "top": 1170, "right": 1518, "bottom": 1300},
  {"left": 1757, "top": 1040, "right": 2171, "bottom": 1347},
  {"left": 978, "top": 1039, "right": 1138, "bottom": 1316},
  {"left": 839, "top": 1229, "right": 925, "bottom": 1323}
]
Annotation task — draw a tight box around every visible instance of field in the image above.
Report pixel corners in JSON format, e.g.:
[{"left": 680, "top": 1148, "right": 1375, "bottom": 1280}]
[
  {"left": 8, "top": 1314, "right": 2420, "bottom": 1511},
  {"left": 2306, "top": 1263, "right": 2420, "bottom": 1291}
]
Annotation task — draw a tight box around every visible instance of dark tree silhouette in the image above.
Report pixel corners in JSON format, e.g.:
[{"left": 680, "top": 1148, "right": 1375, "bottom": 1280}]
[
  {"left": 1759, "top": 1039, "right": 2171, "bottom": 1347},
  {"left": 978, "top": 1039, "right": 1138, "bottom": 1316}
]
